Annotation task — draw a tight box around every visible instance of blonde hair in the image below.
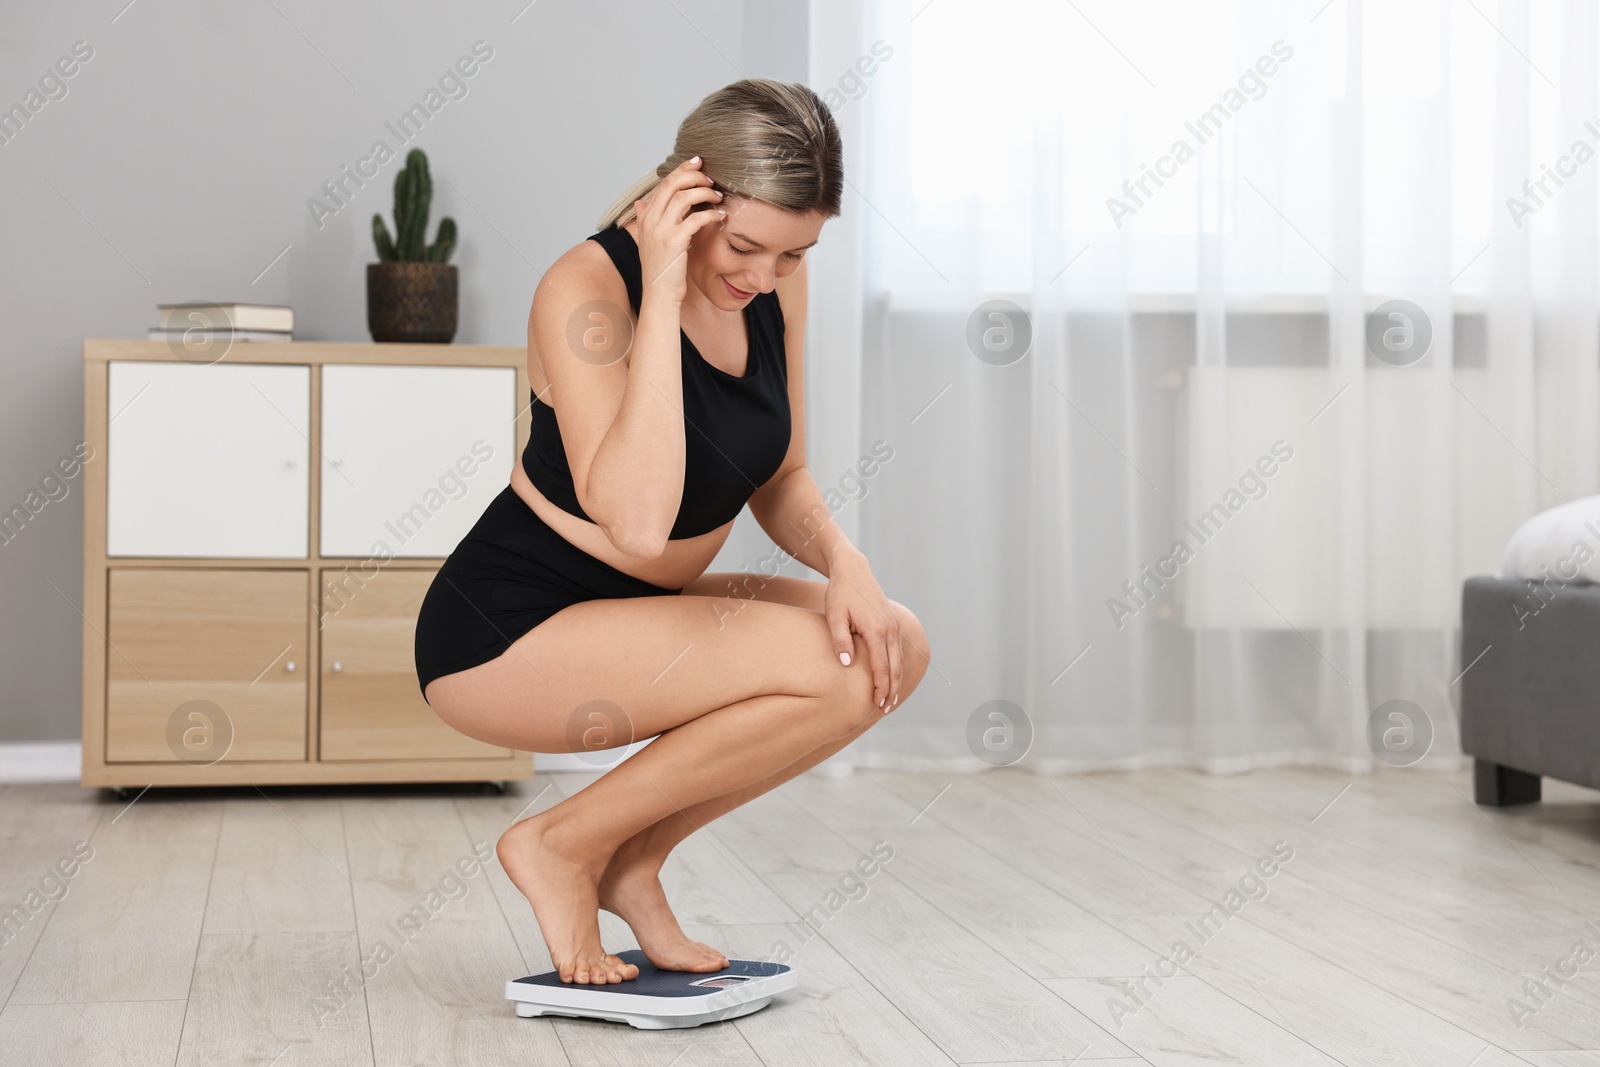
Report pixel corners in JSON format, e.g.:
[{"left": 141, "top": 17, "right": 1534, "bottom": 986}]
[{"left": 597, "top": 78, "right": 843, "bottom": 230}]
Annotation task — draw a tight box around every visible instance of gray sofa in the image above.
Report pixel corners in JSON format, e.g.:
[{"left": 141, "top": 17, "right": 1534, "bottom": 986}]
[{"left": 1461, "top": 576, "right": 1600, "bottom": 805}]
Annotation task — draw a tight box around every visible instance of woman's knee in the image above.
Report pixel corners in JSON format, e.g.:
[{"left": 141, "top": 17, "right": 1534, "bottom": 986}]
[
  {"left": 813, "top": 602, "right": 931, "bottom": 728},
  {"left": 801, "top": 626, "right": 881, "bottom": 736},
  {"left": 889, "top": 600, "right": 932, "bottom": 696}
]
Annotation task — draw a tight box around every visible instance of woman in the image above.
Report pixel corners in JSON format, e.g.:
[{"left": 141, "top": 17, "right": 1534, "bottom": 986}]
[{"left": 414, "top": 79, "right": 932, "bottom": 986}]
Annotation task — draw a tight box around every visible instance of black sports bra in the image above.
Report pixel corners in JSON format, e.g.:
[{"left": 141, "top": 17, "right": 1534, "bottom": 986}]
[{"left": 520, "top": 224, "right": 792, "bottom": 540}]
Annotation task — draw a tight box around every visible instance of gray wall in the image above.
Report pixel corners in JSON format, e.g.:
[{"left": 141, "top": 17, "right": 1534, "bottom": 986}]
[{"left": 0, "top": 0, "right": 806, "bottom": 743}]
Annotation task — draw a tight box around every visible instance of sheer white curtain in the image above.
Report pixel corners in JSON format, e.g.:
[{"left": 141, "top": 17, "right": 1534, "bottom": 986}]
[{"left": 806, "top": 0, "right": 1600, "bottom": 773}]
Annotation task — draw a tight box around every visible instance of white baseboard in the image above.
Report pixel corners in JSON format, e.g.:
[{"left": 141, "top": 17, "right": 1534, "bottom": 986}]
[
  {"left": 535, "top": 739, "right": 655, "bottom": 772},
  {"left": 0, "top": 742, "right": 81, "bottom": 783},
  {"left": 0, "top": 740, "right": 853, "bottom": 784},
  {"left": 534, "top": 742, "right": 859, "bottom": 776},
  {"left": 4, "top": 742, "right": 683, "bottom": 781}
]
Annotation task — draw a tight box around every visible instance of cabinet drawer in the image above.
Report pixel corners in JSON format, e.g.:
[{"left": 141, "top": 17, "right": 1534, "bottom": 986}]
[
  {"left": 107, "top": 362, "right": 309, "bottom": 558},
  {"left": 106, "top": 569, "right": 309, "bottom": 763},
  {"left": 319, "top": 567, "right": 510, "bottom": 760},
  {"left": 319, "top": 365, "right": 514, "bottom": 558}
]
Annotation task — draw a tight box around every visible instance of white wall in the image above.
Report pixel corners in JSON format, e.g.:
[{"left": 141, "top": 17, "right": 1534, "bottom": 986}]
[{"left": 0, "top": 0, "right": 806, "bottom": 744}]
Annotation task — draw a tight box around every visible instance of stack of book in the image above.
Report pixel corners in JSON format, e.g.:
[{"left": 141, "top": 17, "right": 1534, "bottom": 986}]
[{"left": 148, "top": 303, "right": 294, "bottom": 343}]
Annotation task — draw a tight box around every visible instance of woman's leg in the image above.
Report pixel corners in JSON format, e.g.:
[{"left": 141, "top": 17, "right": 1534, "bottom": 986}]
[
  {"left": 590, "top": 686, "right": 897, "bottom": 968},
  {"left": 424, "top": 589, "right": 928, "bottom": 984},
  {"left": 604, "top": 573, "right": 929, "bottom": 862},
  {"left": 594, "top": 576, "right": 931, "bottom": 969}
]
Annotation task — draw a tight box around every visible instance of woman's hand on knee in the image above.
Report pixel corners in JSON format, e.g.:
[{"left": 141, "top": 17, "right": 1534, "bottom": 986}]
[{"left": 822, "top": 551, "right": 902, "bottom": 712}]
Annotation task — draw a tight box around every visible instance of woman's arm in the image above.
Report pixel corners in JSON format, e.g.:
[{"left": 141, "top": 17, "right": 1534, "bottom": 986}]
[
  {"left": 747, "top": 256, "right": 856, "bottom": 572},
  {"left": 579, "top": 281, "right": 688, "bottom": 557},
  {"left": 530, "top": 158, "right": 724, "bottom": 559},
  {"left": 749, "top": 257, "right": 903, "bottom": 709},
  {"left": 747, "top": 468, "right": 860, "bottom": 577}
]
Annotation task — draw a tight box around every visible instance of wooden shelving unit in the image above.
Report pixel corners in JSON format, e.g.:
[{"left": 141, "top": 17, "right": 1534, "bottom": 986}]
[{"left": 80, "top": 339, "right": 535, "bottom": 788}]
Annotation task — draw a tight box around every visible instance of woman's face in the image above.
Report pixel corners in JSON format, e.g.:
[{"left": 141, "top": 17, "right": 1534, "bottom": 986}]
[{"left": 687, "top": 194, "right": 826, "bottom": 309}]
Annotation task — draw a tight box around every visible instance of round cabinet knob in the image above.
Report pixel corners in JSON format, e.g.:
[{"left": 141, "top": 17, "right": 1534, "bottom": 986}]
[
  {"left": 285, "top": 661, "right": 297, "bottom": 673},
  {"left": 329, "top": 458, "right": 344, "bottom": 468},
  {"left": 331, "top": 661, "right": 343, "bottom": 673},
  {"left": 283, "top": 459, "right": 297, "bottom": 470}
]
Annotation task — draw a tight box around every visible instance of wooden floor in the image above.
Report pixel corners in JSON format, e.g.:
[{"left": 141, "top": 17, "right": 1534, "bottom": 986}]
[{"left": 1, "top": 764, "right": 1598, "bottom": 1065}]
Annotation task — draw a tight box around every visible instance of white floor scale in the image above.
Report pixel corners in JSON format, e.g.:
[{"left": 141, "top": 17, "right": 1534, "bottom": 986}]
[{"left": 505, "top": 950, "right": 795, "bottom": 1030}]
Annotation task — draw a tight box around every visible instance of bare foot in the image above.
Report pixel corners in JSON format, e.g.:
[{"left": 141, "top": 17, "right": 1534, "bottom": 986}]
[
  {"left": 598, "top": 847, "right": 729, "bottom": 973},
  {"left": 497, "top": 812, "right": 640, "bottom": 984}
]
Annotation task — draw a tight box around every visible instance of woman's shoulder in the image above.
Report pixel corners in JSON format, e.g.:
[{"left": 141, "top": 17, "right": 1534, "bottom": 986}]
[
  {"left": 532, "top": 230, "right": 631, "bottom": 317},
  {"left": 547, "top": 228, "right": 622, "bottom": 283}
]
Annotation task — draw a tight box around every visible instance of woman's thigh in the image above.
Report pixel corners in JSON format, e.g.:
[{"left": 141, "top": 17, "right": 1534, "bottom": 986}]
[
  {"left": 423, "top": 592, "right": 877, "bottom": 754},
  {"left": 688, "top": 571, "right": 928, "bottom": 646},
  {"left": 680, "top": 571, "right": 827, "bottom": 612},
  {"left": 686, "top": 571, "right": 931, "bottom": 701}
]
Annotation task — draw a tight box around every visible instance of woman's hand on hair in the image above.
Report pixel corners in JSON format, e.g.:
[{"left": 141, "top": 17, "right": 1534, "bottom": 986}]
[{"left": 634, "top": 156, "right": 725, "bottom": 305}]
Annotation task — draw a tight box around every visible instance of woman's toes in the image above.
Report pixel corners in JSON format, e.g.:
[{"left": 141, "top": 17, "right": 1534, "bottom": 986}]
[{"left": 563, "top": 953, "right": 636, "bottom": 984}]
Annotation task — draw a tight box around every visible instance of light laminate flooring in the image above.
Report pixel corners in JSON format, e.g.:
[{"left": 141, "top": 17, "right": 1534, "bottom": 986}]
[{"left": 1, "top": 765, "right": 1598, "bottom": 1065}]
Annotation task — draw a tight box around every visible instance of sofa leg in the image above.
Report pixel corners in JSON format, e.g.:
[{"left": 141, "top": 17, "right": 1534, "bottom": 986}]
[{"left": 1473, "top": 759, "right": 1542, "bottom": 807}]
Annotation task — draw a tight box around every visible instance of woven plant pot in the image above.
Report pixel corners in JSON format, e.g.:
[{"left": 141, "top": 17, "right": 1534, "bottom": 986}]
[{"left": 366, "top": 262, "right": 458, "bottom": 343}]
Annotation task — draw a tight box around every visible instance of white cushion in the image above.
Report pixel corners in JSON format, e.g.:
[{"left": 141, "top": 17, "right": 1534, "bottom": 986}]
[{"left": 1499, "top": 494, "right": 1600, "bottom": 584}]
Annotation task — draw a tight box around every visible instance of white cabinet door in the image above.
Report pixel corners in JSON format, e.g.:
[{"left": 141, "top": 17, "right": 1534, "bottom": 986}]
[
  {"left": 319, "top": 365, "right": 515, "bottom": 558},
  {"left": 108, "top": 361, "right": 309, "bottom": 558}
]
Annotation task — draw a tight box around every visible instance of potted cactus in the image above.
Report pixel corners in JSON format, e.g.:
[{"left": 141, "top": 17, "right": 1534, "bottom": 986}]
[{"left": 367, "top": 148, "right": 459, "bottom": 343}]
